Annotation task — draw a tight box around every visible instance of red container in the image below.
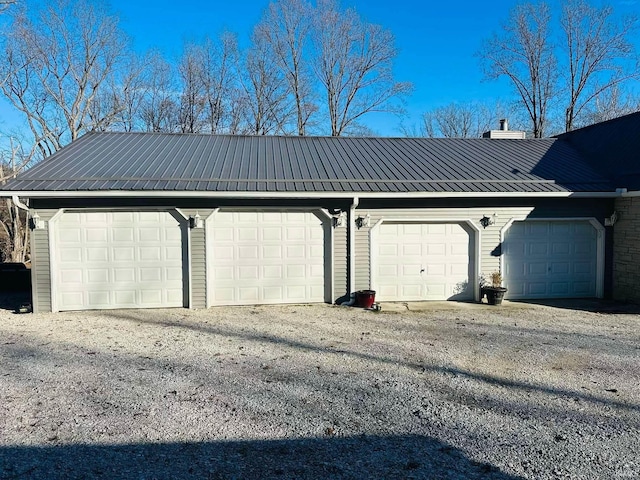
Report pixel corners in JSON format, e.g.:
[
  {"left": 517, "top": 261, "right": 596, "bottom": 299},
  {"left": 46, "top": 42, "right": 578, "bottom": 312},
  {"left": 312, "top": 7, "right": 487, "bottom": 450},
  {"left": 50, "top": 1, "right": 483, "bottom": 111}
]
[{"left": 355, "top": 290, "right": 376, "bottom": 309}]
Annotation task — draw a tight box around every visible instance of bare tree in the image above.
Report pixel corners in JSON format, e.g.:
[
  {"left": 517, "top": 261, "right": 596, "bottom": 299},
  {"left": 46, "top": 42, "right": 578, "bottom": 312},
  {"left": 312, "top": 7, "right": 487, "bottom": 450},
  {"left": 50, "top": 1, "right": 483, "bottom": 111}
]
[
  {"left": 198, "top": 34, "right": 239, "bottom": 134},
  {"left": 0, "top": 0, "right": 16, "bottom": 13},
  {"left": 0, "top": 138, "right": 31, "bottom": 263},
  {"left": 479, "top": 2, "right": 556, "bottom": 138},
  {"left": 583, "top": 85, "right": 640, "bottom": 125},
  {"left": 138, "top": 52, "right": 178, "bottom": 133},
  {"left": 257, "top": 0, "right": 316, "bottom": 135},
  {"left": 561, "top": 0, "right": 639, "bottom": 131},
  {"left": 107, "top": 54, "right": 151, "bottom": 132},
  {"left": 419, "top": 103, "right": 494, "bottom": 138},
  {"left": 312, "top": 0, "right": 411, "bottom": 136},
  {"left": 175, "top": 35, "right": 241, "bottom": 134},
  {"left": 241, "top": 26, "right": 296, "bottom": 135},
  {"left": 0, "top": 0, "right": 129, "bottom": 155},
  {"left": 177, "top": 43, "right": 206, "bottom": 133}
]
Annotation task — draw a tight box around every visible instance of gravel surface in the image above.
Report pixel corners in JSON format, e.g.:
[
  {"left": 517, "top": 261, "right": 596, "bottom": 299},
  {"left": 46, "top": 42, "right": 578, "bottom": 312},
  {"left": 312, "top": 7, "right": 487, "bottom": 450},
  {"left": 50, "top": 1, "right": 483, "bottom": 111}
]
[{"left": 1, "top": 297, "right": 639, "bottom": 479}]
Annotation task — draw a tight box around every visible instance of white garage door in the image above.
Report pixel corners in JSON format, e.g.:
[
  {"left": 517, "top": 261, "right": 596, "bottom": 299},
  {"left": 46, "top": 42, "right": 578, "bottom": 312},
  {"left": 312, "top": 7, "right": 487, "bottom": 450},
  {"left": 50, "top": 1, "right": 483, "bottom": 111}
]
[
  {"left": 208, "top": 211, "right": 326, "bottom": 305},
  {"left": 373, "top": 222, "right": 473, "bottom": 301},
  {"left": 504, "top": 220, "right": 598, "bottom": 299},
  {"left": 54, "top": 211, "right": 184, "bottom": 311}
]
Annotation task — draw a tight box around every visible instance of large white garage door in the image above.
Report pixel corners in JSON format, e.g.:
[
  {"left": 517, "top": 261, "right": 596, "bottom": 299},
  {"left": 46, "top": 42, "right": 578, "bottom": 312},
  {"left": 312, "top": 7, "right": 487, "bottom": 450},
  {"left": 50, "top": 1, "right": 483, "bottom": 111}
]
[
  {"left": 54, "top": 211, "right": 184, "bottom": 311},
  {"left": 504, "top": 220, "right": 598, "bottom": 299},
  {"left": 208, "top": 211, "right": 326, "bottom": 305},
  {"left": 373, "top": 222, "right": 473, "bottom": 301}
]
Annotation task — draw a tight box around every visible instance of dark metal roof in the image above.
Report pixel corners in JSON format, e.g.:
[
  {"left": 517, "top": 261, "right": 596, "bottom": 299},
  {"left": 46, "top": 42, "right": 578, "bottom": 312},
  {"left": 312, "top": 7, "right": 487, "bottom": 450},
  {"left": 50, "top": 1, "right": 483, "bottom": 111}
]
[
  {"left": 2, "top": 132, "right": 615, "bottom": 195},
  {"left": 556, "top": 111, "right": 640, "bottom": 191}
]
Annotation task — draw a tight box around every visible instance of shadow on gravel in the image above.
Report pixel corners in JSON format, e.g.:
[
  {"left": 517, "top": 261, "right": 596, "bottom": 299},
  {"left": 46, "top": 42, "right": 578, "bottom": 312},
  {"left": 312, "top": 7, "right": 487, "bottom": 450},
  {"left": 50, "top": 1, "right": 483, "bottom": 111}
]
[
  {"left": 0, "top": 435, "right": 522, "bottom": 480},
  {"left": 103, "top": 310, "right": 640, "bottom": 415},
  {"left": 510, "top": 298, "right": 640, "bottom": 314}
]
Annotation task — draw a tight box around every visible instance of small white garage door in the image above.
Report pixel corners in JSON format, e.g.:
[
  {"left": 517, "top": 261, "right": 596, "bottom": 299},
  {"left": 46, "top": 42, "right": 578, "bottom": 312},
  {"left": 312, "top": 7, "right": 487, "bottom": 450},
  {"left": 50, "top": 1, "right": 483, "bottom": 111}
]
[
  {"left": 54, "top": 211, "right": 184, "bottom": 311},
  {"left": 504, "top": 220, "right": 598, "bottom": 298},
  {"left": 208, "top": 211, "right": 326, "bottom": 305},
  {"left": 373, "top": 222, "right": 474, "bottom": 301}
]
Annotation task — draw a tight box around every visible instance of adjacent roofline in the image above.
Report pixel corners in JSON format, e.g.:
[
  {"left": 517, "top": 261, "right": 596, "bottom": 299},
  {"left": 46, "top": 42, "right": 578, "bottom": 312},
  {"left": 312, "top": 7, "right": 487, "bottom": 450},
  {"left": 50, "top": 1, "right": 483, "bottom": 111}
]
[
  {"left": 0, "top": 190, "right": 621, "bottom": 199},
  {"left": 622, "top": 190, "right": 640, "bottom": 197}
]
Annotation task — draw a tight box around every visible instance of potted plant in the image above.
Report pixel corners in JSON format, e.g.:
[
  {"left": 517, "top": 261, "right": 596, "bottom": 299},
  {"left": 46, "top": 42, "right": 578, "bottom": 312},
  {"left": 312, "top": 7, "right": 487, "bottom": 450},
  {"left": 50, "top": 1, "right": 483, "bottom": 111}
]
[{"left": 481, "top": 271, "right": 508, "bottom": 306}]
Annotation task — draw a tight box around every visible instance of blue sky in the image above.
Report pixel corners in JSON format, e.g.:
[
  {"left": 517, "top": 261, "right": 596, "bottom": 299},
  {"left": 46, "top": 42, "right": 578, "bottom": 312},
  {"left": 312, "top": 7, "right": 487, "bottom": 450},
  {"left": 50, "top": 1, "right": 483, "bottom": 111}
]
[
  {"left": 111, "top": 0, "right": 525, "bottom": 133},
  {"left": 1, "top": 0, "right": 639, "bottom": 136},
  {"left": 108, "top": 0, "right": 640, "bottom": 134}
]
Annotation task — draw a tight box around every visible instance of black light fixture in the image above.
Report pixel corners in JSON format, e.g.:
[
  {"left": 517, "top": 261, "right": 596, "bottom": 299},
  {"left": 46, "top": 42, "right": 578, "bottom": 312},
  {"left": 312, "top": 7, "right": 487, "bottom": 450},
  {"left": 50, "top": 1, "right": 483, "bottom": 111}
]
[
  {"left": 30, "top": 212, "right": 45, "bottom": 230},
  {"left": 189, "top": 212, "right": 203, "bottom": 229},
  {"left": 479, "top": 214, "right": 495, "bottom": 229},
  {"left": 355, "top": 213, "right": 370, "bottom": 229}
]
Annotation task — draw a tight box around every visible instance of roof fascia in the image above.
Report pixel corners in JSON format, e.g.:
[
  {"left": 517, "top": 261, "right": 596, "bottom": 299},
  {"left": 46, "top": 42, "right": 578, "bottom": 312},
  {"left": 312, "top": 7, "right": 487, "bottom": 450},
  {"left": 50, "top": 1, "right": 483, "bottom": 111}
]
[{"left": 0, "top": 190, "right": 620, "bottom": 199}]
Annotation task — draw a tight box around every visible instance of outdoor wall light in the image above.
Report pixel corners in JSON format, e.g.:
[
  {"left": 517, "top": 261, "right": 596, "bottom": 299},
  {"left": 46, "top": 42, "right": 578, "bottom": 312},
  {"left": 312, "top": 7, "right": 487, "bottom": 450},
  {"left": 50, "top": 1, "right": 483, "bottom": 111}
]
[
  {"left": 189, "top": 212, "right": 203, "bottom": 229},
  {"left": 479, "top": 214, "right": 496, "bottom": 229},
  {"left": 332, "top": 211, "right": 346, "bottom": 228},
  {"left": 604, "top": 211, "right": 618, "bottom": 226},
  {"left": 30, "top": 212, "right": 45, "bottom": 230},
  {"left": 355, "top": 213, "right": 370, "bottom": 229}
]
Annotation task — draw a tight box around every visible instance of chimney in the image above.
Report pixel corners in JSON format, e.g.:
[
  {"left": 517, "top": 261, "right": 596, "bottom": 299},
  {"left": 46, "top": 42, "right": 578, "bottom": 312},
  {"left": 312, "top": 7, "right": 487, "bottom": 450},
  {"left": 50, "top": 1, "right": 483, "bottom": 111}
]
[{"left": 482, "top": 118, "right": 526, "bottom": 139}]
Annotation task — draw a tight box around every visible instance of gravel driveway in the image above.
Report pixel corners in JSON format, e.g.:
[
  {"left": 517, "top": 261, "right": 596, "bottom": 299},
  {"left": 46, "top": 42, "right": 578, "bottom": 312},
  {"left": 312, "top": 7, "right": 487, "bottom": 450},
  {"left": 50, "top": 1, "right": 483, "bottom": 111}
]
[{"left": 1, "top": 297, "right": 639, "bottom": 480}]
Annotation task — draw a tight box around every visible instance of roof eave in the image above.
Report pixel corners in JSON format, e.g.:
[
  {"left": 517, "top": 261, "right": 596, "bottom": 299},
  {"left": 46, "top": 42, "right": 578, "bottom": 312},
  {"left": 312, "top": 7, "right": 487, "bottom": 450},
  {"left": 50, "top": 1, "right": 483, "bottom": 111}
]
[{"left": 0, "top": 190, "right": 621, "bottom": 199}]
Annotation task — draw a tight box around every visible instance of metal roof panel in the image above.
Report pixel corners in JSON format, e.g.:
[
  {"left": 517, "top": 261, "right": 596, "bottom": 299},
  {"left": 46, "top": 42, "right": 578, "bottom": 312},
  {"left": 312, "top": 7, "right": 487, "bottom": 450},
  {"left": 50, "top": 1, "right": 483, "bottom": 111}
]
[{"left": 3, "top": 132, "right": 616, "bottom": 194}]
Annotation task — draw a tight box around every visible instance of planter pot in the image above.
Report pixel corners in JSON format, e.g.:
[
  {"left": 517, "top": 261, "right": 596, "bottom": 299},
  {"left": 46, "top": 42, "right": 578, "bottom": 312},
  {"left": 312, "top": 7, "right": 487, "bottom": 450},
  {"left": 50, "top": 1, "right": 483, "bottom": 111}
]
[
  {"left": 484, "top": 287, "right": 508, "bottom": 305},
  {"left": 355, "top": 290, "right": 376, "bottom": 309}
]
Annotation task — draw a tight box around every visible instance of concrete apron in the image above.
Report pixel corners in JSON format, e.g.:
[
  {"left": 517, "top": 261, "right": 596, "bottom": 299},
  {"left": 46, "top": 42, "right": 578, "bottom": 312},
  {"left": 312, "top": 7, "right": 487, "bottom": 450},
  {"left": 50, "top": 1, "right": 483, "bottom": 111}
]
[{"left": 377, "top": 298, "right": 640, "bottom": 314}]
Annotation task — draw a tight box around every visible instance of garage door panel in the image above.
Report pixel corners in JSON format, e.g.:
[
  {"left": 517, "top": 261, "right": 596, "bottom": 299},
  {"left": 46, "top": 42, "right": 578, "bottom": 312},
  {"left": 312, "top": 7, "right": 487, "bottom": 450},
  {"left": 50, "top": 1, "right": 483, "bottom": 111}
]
[
  {"left": 214, "top": 288, "right": 234, "bottom": 302},
  {"left": 114, "top": 268, "right": 135, "bottom": 282},
  {"left": 529, "top": 243, "right": 548, "bottom": 255},
  {"left": 239, "top": 266, "right": 259, "bottom": 280},
  {"left": 263, "top": 265, "right": 282, "bottom": 278},
  {"left": 239, "top": 227, "right": 258, "bottom": 241},
  {"left": 574, "top": 242, "right": 593, "bottom": 254},
  {"left": 61, "top": 269, "right": 82, "bottom": 283},
  {"left": 551, "top": 263, "right": 570, "bottom": 274},
  {"left": 505, "top": 221, "right": 597, "bottom": 299},
  {"left": 402, "top": 284, "right": 423, "bottom": 297},
  {"left": 54, "top": 211, "right": 184, "bottom": 311},
  {"left": 574, "top": 262, "right": 593, "bottom": 274},
  {"left": 286, "top": 245, "right": 305, "bottom": 257},
  {"left": 113, "top": 228, "right": 134, "bottom": 242},
  {"left": 374, "top": 222, "right": 473, "bottom": 301},
  {"left": 551, "top": 243, "right": 570, "bottom": 255},
  {"left": 573, "top": 281, "right": 594, "bottom": 295},
  {"left": 208, "top": 211, "right": 326, "bottom": 305},
  {"left": 87, "top": 269, "right": 109, "bottom": 284},
  {"left": 550, "top": 282, "right": 570, "bottom": 295},
  {"left": 551, "top": 223, "right": 571, "bottom": 235},
  {"left": 60, "top": 248, "right": 82, "bottom": 262},
  {"left": 529, "top": 262, "right": 547, "bottom": 275},
  {"left": 114, "top": 290, "right": 136, "bottom": 305},
  {"left": 427, "top": 224, "right": 446, "bottom": 234},
  {"left": 88, "top": 291, "right": 111, "bottom": 306}
]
